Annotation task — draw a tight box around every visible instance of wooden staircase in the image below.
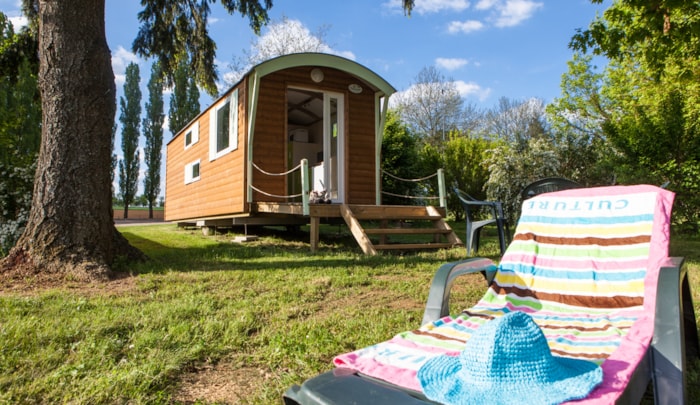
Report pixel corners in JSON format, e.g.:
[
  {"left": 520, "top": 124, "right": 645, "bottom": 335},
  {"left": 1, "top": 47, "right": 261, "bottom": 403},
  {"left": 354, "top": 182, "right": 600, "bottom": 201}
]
[{"left": 338, "top": 204, "right": 462, "bottom": 255}]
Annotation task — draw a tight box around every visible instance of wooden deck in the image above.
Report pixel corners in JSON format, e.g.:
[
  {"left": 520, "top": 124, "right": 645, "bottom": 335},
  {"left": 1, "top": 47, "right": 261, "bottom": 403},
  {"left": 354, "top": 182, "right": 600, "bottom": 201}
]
[{"left": 182, "top": 203, "right": 463, "bottom": 254}]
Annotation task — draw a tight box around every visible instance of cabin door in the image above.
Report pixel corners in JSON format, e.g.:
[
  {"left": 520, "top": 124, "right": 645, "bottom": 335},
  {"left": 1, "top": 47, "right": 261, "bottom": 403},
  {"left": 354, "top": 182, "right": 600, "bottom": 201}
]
[
  {"left": 286, "top": 88, "right": 345, "bottom": 203},
  {"left": 323, "top": 92, "right": 344, "bottom": 202}
]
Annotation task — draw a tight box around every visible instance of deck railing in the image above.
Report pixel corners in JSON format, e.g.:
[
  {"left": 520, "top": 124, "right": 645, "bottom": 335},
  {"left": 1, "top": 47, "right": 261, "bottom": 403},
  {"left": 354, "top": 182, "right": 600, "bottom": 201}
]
[
  {"left": 249, "top": 162, "right": 446, "bottom": 215},
  {"left": 251, "top": 158, "right": 310, "bottom": 215},
  {"left": 381, "top": 168, "right": 446, "bottom": 208}
]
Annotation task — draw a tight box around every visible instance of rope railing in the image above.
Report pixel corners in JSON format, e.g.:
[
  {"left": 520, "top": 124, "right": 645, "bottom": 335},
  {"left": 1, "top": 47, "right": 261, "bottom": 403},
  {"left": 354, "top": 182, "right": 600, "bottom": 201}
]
[
  {"left": 249, "top": 185, "right": 303, "bottom": 199},
  {"left": 251, "top": 159, "right": 310, "bottom": 215},
  {"left": 382, "top": 170, "right": 438, "bottom": 183},
  {"left": 252, "top": 161, "right": 302, "bottom": 177},
  {"left": 381, "top": 191, "right": 440, "bottom": 200},
  {"left": 381, "top": 168, "right": 446, "bottom": 208}
]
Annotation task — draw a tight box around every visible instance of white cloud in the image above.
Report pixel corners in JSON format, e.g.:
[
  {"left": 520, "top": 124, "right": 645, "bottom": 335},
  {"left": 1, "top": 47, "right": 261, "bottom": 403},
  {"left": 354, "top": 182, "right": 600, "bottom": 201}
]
[
  {"left": 415, "top": 0, "right": 471, "bottom": 14},
  {"left": 474, "top": 0, "right": 498, "bottom": 10},
  {"left": 112, "top": 46, "right": 140, "bottom": 85},
  {"left": 222, "top": 71, "right": 242, "bottom": 88},
  {"left": 114, "top": 75, "right": 126, "bottom": 86},
  {"left": 493, "top": 0, "right": 543, "bottom": 27},
  {"left": 390, "top": 79, "right": 491, "bottom": 109},
  {"left": 450, "top": 0, "right": 542, "bottom": 30},
  {"left": 337, "top": 50, "right": 357, "bottom": 61},
  {"left": 0, "top": 0, "right": 28, "bottom": 29},
  {"left": 383, "top": 0, "right": 471, "bottom": 15},
  {"left": 448, "top": 20, "right": 484, "bottom": 34},
  {"left": 436, "top": 57, "right": 468, "bottom": 70},
  {"left": 9, "top": 15, "right": 27, "bottom": 29},
  {"left": 454, "top": 80, "right": 491, "bottom": 101},
  {"left": 219, "top": 18, "right": 355, "bottom": 88}
]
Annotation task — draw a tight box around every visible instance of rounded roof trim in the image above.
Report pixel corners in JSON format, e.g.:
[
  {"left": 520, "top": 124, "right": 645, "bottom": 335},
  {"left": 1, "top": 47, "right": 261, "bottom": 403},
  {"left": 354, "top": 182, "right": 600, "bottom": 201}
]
[{"left": 251, "top": 52, "right": 396, "bottom": 96}]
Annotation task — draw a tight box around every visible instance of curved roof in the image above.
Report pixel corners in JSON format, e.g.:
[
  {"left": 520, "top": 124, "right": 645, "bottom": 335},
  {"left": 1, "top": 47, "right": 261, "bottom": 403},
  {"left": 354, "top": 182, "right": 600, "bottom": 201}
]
[{"left": 251, "top": 52, "right": 396, "bottom": 97}]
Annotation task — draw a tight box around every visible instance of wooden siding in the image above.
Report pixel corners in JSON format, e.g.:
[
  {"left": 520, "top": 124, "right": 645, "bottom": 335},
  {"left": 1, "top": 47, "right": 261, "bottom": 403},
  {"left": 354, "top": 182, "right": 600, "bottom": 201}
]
[
  {"left": 165, "top": 63, "right": 381, "bottom": 221},
  {"left": 251, "top": 74, "right": 286, "bottom": 202},
  {"left": 252, "top": 66, "right": 377, "bottom": 204},
  {"left": 346, "top": 90, "right": 376, "bottom": 204},
  {"left": 165, "top": 81, "right": 248, "bottom": 221}
]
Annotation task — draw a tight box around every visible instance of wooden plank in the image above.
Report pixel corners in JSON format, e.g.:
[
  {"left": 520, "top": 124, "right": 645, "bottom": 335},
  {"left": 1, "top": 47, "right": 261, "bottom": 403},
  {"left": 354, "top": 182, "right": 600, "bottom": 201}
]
[
  {"left": 196, "top": 219, "right": 233, "bottom": 227},
  {"left": 253, "top": 202, "right": 304, "bottom": 215},
  {"left": 427, "top": 206, "right": 463, "bottom": 245},
  {"left": 364, "top": 228, "right": 453, "bottom": 235},
  {"left": 308, "top": 204, "right": 342, "bottom": 217},
  {"left": 339, "top": 204, "right": 377, "bottom": 255},
  {"left": 252, "top": 202, "right": 343, "bottom": 217},
  {"left": 349, "top": 205, "right": 443, "bottom": 220},
  {"left": 231, "top": 216, "right": 307, "bottom": 226},
  {"left": 379, "top": 219, "right": 388, "bottom": 245},
  {"left": 373, "top": 243, "right": 456, "bottom": 250},
  {"left": 310, "top": 216, "right": 320, "bottom": 252}
]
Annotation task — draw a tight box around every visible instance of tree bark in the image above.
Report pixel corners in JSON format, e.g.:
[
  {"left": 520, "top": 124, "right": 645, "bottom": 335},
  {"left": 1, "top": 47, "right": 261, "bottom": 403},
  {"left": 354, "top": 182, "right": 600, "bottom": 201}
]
[{"left": 1, "top": 0, "right": 143, "bottom": 281}]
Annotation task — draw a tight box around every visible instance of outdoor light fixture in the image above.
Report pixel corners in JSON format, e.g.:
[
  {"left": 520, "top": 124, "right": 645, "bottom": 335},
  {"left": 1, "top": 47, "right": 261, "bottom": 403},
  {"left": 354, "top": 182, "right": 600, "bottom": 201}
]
[
  {"left": 348, "top": 83, "right": 363, "bottom": 94},
  {"left": 310, "top": 68, "right": 324, "bottom": 83}
]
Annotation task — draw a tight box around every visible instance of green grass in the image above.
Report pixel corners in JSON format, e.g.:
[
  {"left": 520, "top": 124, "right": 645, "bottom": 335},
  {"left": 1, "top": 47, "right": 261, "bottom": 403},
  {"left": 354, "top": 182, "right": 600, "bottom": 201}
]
[{"left": 0, "top": 223, "right": 698, "bottom": 404}]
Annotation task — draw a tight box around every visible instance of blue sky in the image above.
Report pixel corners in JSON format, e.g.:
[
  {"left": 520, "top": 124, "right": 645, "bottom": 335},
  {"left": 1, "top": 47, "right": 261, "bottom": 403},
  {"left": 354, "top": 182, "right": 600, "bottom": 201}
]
[
  {"left": 102, "top": 0, "right": 609, "bottom": 106},
  {"left": 1, "top": 0, "right": 610, "bottom": 197},
  {"left": 2, "top": 0, "right": 610, "bottom": 105}
]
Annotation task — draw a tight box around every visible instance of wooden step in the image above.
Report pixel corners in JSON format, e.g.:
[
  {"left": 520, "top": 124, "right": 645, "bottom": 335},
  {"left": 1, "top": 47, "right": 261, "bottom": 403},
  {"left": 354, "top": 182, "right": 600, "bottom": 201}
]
[
  {"left": 336, "top": 204, "right": 462, "bottom": 255},
  {"left": 348, "top": 205, "right": 444, "bottom": 220},
  {"left": 363, "top": 228, "right": 453, "bottom": 235},
  {"left": 373, "top": 243, "right": 457, "bottom": 251}
]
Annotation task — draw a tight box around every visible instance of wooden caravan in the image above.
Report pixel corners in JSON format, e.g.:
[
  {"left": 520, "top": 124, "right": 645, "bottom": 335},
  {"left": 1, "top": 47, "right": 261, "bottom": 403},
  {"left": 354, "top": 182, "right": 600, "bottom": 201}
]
[{"left": 165, "top": 53, "right": 461, "bottom": 253}]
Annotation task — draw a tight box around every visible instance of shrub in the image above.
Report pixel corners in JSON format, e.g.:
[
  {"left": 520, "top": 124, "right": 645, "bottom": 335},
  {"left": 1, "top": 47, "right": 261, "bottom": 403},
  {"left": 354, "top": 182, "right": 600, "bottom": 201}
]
[
  {"left": 0, "top": 159, "right": 34, "bottom": 256},
  {"left": 484, "top": 138, "right": 560, "bottom": 225}
]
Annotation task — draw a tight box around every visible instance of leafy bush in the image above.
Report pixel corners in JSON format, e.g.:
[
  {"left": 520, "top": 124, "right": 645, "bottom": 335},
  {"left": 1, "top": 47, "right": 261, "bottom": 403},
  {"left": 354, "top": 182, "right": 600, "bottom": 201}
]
[
  {"left": 0, "top": 159, "right": 34, "bottom": 256},
  {"left": 603, "top": 87, "right": 700, "bottom": 234},
  {"left": 420, "top": 132, "right": 494, "bottom": 220},
  {"left": 484, "top": 138, "right": 560, "bottom": 225},
  {"left": 381, "top": 110, "right": 423, "bottom": 205}
]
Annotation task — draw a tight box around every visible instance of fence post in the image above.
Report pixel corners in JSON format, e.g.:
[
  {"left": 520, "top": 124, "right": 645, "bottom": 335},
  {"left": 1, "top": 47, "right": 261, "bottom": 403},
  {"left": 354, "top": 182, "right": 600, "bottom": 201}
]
[
  {"left": 438, "top": 168, "right": 446, "bottom": 208},
  {"left": 301, "top": 159, "right": 310, "bottom": 216}
]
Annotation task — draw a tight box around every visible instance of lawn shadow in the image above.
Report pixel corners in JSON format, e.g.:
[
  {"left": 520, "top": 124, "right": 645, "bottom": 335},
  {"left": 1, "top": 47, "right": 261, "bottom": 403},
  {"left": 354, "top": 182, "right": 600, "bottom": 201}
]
[{"left": 118, "top": 224, "right": 477, "bottom": 276}]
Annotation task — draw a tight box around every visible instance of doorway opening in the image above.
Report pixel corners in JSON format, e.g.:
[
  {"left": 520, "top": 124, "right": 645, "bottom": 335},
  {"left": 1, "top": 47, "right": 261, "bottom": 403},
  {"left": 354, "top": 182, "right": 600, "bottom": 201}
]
[{"left": 286, "top": 87, "right": 344, "bottom": 202}]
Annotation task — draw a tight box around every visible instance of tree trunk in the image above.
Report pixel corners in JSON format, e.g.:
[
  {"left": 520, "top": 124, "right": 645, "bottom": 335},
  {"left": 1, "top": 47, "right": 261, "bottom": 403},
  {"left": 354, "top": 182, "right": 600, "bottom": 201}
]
[{"left": 1, "top": 0, "right": 143, "bottom": 281}]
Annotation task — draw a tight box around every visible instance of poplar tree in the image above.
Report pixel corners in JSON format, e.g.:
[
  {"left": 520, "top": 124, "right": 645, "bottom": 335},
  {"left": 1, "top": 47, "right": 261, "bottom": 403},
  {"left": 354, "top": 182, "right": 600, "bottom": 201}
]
[
  {"left": 168, "top": 60, "right": 200, "bottom": 136},
  {"left": 118, "top": 62, "right": 141, "bottom": 220},
  {"left": 186, "top": 75, "right": 200, "bottom": 125},
  {"left": 143, "top": 62, "right": 164, "bottom": 219}
]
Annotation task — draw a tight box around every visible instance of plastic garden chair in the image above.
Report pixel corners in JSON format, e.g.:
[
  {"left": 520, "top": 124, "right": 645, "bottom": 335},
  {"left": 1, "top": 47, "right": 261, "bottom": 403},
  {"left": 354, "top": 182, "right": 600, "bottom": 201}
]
[
  {"left": 284, "top": 184, "right": 699, "bottom": 405},
  {"left": 453, "top": 187, "right": 509, "bottom": 256},
  {"left": 521, "top": 176, "right": 582, "bottom": 200}
]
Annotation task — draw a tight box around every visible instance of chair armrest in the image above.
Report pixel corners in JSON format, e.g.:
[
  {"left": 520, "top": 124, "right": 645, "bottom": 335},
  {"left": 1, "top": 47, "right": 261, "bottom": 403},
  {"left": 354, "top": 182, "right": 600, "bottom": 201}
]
[
  {"left": 460, "top": 200, "right": 499, "bottom": 207},
  {"left": 283, "top": 370, "right": 430, "bottom": 405},
  {"left": 421, "top": 258, "right": 497, "bottom": 326},
  {"left": 651, "top": 257, "right": 699, "bottom": 405}
]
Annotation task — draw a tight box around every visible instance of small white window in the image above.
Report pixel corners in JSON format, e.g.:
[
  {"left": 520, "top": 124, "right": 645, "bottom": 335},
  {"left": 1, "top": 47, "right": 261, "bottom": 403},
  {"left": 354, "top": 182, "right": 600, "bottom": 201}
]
[
  {"left": 184, "top": 160, "right": 201, "bottom": 184},
  {"left": 209, "top": 88, "right": 238, "bottom": 161},
  {"left": 184, "top": 122, "right": 199, "bottom": 150}
]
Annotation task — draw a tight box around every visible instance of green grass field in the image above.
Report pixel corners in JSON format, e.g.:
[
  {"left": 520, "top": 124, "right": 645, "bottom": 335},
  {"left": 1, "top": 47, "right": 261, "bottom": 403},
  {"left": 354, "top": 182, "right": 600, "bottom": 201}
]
[{"left": 0, "top": 223, "right": 698, "bottom": 404}]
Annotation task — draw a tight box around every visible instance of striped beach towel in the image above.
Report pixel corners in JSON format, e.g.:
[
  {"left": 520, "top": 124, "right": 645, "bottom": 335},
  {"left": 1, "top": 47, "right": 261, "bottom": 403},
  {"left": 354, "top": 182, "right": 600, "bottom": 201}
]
[{"left": 334, "top": 185, "right": 674, "bottom": 403}]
